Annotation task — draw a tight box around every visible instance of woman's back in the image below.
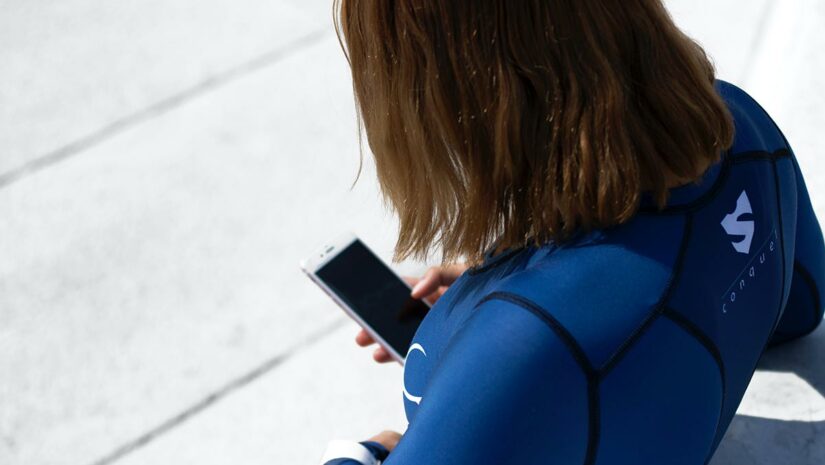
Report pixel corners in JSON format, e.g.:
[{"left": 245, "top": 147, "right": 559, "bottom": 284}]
[{"left": 396, "top": 80, "right": 825, "bottom": 465}]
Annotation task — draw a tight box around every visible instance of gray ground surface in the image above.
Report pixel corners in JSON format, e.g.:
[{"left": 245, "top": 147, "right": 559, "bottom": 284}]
[{"left": 1, "top": 1, "right": 822, "bottom": 464}]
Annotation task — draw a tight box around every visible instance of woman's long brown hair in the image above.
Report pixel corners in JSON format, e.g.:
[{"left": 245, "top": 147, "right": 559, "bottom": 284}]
[{"left": 334, "top": 0, "right": 734, "bottom": 266}]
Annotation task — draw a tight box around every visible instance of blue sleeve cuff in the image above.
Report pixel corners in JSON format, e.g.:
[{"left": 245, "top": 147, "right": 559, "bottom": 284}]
[{"left": 359, "top": 441, "right": 390, "bottom": 462}]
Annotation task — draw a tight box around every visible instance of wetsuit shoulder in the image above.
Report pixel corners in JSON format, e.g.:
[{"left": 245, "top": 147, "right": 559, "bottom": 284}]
[
  {"left": 715, "top": 79, "right": 787, "bottom": 154},
  {"left": 384, "top": 293, "right": 592, "bottom": 464},
  {"left": 488, "top": 214, "right": 689, "bottom": 370}
]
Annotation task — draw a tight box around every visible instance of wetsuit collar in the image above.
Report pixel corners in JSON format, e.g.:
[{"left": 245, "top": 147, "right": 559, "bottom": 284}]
[{"left": 639, "top": 149, "right": 728, "bottom": 212}]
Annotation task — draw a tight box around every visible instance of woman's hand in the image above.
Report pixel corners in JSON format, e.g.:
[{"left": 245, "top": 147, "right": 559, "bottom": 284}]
[
  {"left": 368, "top": 430, "right": 402, "bottom": 453},
  {"left": 355, "top": 263, "right": 469, "bottom": 363}
]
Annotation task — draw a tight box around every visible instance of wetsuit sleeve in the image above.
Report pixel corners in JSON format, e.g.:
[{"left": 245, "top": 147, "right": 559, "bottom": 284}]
[
  {"left": 321, "top": 441, "right": 389, "bottom": 465},
  {"left": 381, "top": 297, "right": 591, "bottom": 464},
  {"left": 770, "top": 142, "right": 825, "bottom": 346}
]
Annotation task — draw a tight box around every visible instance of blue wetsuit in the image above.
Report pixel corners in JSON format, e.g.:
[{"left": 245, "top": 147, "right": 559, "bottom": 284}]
[{"left": 325, "top": 80, "right": 825, "bottom": 465}]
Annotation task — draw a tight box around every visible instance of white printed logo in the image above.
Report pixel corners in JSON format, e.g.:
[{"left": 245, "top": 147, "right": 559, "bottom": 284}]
[
  {"left": 721, "top": 190, "right": 755, "bottom": 254},
  {"left": 402, "top": 343, "right": 427, "bottom": 405}
]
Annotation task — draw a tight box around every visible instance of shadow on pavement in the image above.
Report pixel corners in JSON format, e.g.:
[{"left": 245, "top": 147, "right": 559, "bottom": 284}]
[
  {"left": 759, "top": 323, "right": 825, "bottom": 397},
  {"left": 712, "top": 324, "right": 825, "bottom": 464}
]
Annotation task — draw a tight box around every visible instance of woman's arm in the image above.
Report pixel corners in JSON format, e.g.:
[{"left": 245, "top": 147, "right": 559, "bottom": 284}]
[
  {"left": 768, "top": 129, "right": 825, "bottom": 346},
  {"left": 382, "top": 297, "right": 591, "bottom": 464},
  {"left": 325, "top": 296, "right": 589, "bottom": 464}
]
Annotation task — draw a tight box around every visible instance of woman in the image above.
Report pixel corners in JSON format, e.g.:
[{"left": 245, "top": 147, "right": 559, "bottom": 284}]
[{"left": 322, "top": 1, "right": 825, "bottom": 464}]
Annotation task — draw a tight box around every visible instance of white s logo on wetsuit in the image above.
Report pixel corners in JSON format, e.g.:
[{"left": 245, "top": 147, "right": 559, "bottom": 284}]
[
  {"left": 721, "top": 190, "right": 755, "bottom": 254},
  {"left": 403, "top": 343, "right": 427, "bottom": 405}
]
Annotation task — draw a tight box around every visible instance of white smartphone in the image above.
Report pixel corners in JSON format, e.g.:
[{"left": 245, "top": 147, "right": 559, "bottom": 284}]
[{"left": 300, "top": 232, "right": 430, "bottom": 364}]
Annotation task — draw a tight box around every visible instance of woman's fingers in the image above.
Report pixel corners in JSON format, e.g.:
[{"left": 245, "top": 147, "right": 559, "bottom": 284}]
[
  {"left": 402, "top": 276, "right": 421, "bottom": 288},
  {"left": 355, "top": 328, "right": 375, "bottom": 347},
  {"left": 368, "top": 430, "right": 403, "bottom": 452},
  {"left": 419, "top": 285, "right": 447, "bottom": 306},
  {"left": 373, "top": 346, "right": 394, "bottom": 363},
  {"left": 357, "top": 330, "right": 395, "bottom": 363},
  {"left": 410, "top": 267, "right": 445, "bottom": 299},
  {"left": 405, "top": 274, "right": 442, "bottom": 304},
  {"left": 406, "top": 264, "right": 469, "bottom": 299},
  {"left": 410, "top": 264, "right": 469, "bottom": 300},
  {"left": 443, "top": 263, "right": 471, "bottom": 281},
  {"left": 357, "top": 266, "right": 469, "bottom": 364}
]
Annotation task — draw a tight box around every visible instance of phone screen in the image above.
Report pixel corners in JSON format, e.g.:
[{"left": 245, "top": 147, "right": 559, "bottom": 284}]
[{"left": 315, "top": 239, "right": 429, "bottom": 357}]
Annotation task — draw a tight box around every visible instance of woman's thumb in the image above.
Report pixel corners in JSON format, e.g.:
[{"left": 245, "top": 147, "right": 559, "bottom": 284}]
[{"left": 410, "top": 267, "right": 441, "bottom": 298}]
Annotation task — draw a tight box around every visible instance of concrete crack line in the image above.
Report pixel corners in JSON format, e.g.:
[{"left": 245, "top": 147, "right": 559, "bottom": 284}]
[
  {"left": 0, "top": 28, "right": 331, "bottom": 190},
  {"left": 86, "top": 315, "right": 348, "bottom": 465}
]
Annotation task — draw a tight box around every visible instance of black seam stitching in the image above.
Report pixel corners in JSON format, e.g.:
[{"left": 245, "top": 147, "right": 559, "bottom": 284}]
[
  {"left": 639, "top": 149, "right": 789, "bottom": 216},
  {"left": 476, "top": 292, "right": 599, "bottom": 465},
  {"left": 774, "top": 262, "right": 825, "bottom": 343},
  {"left": 599, "top": 213, "right": 694, "bottom": 375},
  {"left": 598, "top": 310, "right": 661, "bottom": 376},
  {"left": 661, "top": 306, "right": 727, "bottom": 461},
  {"left": 476, "top": 292, "right": 596, "bottom": 374},
  {"left": 793, "top": 261, "right": 824, "bottom": 333},
  {"left": 745, "top": 92, "right": 795, "bottom": 333},
  {"left": 587, "top": 379, "right": 600, "bottom": 465},
  {"left": 731, "top": 148, "right": 790, "bottom": 165},
  {"left": 771, "top": 158, "right": 788, "bottom": 336}
]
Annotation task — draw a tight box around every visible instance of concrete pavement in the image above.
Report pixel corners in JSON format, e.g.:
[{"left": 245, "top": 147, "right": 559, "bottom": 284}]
[{"left": 1, "top": 1, "right": 822, "bottom": 464}]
